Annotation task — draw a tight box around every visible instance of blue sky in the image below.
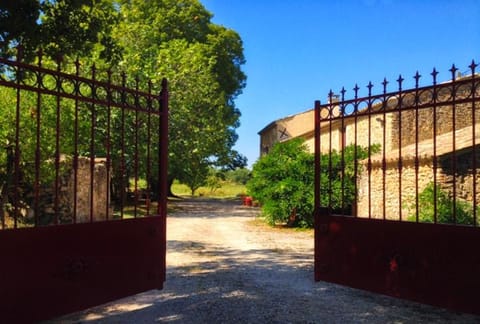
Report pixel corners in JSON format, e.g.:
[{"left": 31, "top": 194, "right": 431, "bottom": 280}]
[{"left": 201, "top": 0, "right": 480, "bottom": 168}]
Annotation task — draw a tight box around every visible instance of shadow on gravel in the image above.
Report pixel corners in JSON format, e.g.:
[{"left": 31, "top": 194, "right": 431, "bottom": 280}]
[
  {"left": 56, "top": 238, "right": 480, "bottom": 324},
  {"left": 167, "top": 198, "right": 258, "bottom": 219}
]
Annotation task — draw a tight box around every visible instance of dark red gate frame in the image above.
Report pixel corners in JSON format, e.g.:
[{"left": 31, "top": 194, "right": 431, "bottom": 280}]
[
  {"left": 314, "top": 61, "right": 480, "bottom": 315},
  {"left": 0, "top": 48, "right": 168, "bottom": 322}
]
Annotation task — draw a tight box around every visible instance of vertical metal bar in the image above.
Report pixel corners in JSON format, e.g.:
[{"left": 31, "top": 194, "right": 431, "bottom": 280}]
[
  {"left": 73, "top": 59, "right": 80, "bottom": 224},
  {"left": 328, "top": 90, "right": 333, "bottom": 209},
  {"left": 158, "top": 78, "right": 169, "bottom": 217},
  {"left": 414, "top": 72, "right": 421, "bottom": 223},
  {"left": 431, "top": 68, "right": 439, "bottom": 223},
  {"left": 367, "top": 82, "right": 373, "bottom": 219},
  {"left": 134, "top": 78, "right": 140, "bottom": 218},
  {"left": 89, "top": 65, "right": 97, "bottom": 223},
  {"left": 382, "top": 78, "right": 388, "bottom": 220},
  {"left": 314, "top": 99, "right": 321, "bottom": 282},
  {"left": 146, "top": 81, "right": 153, "bottom": 216},
  {"left": 34, "top": 50, "right": 43, "bottom": 227},
  {"left": 470, "top": 61, "right": 478, "bottom": 226},
  {"left": 54, "top": 56, "right": 62, "bottom": 225},
  {"left": 397, "top": 75, "right": 404, "bottom": 221},
  {"left": 450, "top": 65, "right": 458, "bottom": 223},
  {"left": 340, "top": 88, "right": 346, "bottom": 215},
  {"left": 105, "top": 69, "right": 112, "bottom": 221},
  {"left": 159, "top": 78, "right": 169, "bottom": 284},
  {"left": 120, "top": 73, "right": 126, "bottom": 219},
  {"left": 314, "top": 100, "right": 321, "bottom": 213},
  {"left": 353, "top": 84, "right": 359, "bottom": 217},
  {"left": 13, "top": 47, "right": 22, "bottom": 229}
]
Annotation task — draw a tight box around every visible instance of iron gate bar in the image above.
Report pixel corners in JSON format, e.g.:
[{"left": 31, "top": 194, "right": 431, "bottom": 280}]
[
  {"left": 414, "top": 72, "right": 421, "bottom": 222},
  {"left": 471, "top": 61, "right": 478, "bottom": 226},
  {"left": 340, "top": 88, "right": 346, "bottom": 215},
  {"left": 73, "top": 58, "right": 80, "bottom": 224},
  {"left": 382, "top": 78, "right": 388, "bottom": 220},
  {"left": 450, "top": 65, "right": 458, "bottom": 223},
  {"left": 54, "top": 57, "right": 61, "bottom": 225},
  {"left": 89, "top": 64, "right": 96, "bottom": 223},
  {"left": 14, "top": 60, "right": 21, "bottom": 228},
  {"left": 353, "top": 84, "right": 359, "bottom": 216},
  {"left": 432, "top": 69, "right": 438, "bottom": 223},
  {"left": 367, "top": 81, "right": 373, "bottom": 219},
  {"left": 105, "top": 69, "right": 112, "bottom": 221},
  {"left": 396, "top": 76, "right": 403, "bottom": 221}
]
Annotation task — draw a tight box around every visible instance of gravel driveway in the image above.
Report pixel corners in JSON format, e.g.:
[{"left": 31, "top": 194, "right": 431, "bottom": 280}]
[{"left": 55, "top": 198, "right": 480, "bottom": 323}]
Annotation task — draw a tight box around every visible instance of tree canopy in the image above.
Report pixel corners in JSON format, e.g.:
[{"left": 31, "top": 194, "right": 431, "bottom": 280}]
[{"left": 0, "top": 0, "right": 120, "bottom": 62}]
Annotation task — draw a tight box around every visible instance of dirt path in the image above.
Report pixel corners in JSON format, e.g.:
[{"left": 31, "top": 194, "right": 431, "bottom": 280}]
[{"left": 56, "top": 198, "right": 479, "bottom": 323}]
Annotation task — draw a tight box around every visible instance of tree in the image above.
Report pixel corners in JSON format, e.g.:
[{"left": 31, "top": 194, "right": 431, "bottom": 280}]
[
  {"left": 112, "top": 0, "right": 247, "bottom": 194},
  {"left": 226, "top": 167, "right": 251, "bottom": 185},
  {"left": 247, "top": 139, "right": 376, "bottom": 228}
]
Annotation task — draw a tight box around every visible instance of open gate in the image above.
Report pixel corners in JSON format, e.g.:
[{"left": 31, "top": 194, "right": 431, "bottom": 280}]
[
  {"left": 314, "top": 61, "right": 480, "bottom": 315},
  {"left": 0, "top": 49, "right": 168, "bottom": 322}
]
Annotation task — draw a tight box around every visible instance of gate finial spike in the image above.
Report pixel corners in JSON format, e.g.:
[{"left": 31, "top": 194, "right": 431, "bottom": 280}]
[
  {"left": 431, "top": 68, "right": 439, "bottom": 83},
  {"left": 414, "top": 71, "right": 421, "bottom": 87},
  {"left": 367, "top": 81, "right": 373, "bottom": 92},
  {"left": 382, "top": 78, "right": 388, "bottom": 90},
  {"left": 469, "top": 60, "right": 477, "bottom": 73},
  {"left": 353, "top": 84, "right": 359, "bottom": 98},
  {"left": 449, "top": 64, "right": 458, "bottom": 80},
  {"left": 396, "top": 74, "right": 404, "bottom": 86}
]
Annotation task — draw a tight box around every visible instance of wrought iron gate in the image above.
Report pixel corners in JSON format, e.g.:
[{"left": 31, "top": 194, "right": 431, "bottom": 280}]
[
  {"left": 0, "top": 49, "right": 168, "bottom": 322},
  {"left": 314, "top": 61, "right": 480, "bottom": 315}
]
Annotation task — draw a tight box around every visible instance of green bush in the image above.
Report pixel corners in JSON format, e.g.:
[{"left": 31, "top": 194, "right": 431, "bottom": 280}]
[
  {"left": 247, "top": 138, "right": 375, "bottom": 228},
  {"left": 408, "top": 183, "right": 475, "bottom": 225}
]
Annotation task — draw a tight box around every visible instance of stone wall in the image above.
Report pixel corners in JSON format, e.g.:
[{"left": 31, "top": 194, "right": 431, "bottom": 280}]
[
  {"left": 27, "top": 157, "right": 111, "bottom": 224},
  {"left": 391, "top": 102, "right": 479, "bottom": 151},
  {"left": 356, "top": 147, "right": 480, "bottom": 220}
]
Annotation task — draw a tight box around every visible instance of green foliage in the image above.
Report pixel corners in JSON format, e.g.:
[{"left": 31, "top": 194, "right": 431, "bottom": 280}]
[
  {"left": 247, "top": 139, "right": 376, "bottom": 228},
  {"left": 247, "top": 139, "right": 314, "bottom": 227},
  {"left": 206, "top": 168, "right": 226, "bottom": 193},
  {"left": 0, "top": 0, "right": 120, "bottom": 63},
  {"left": 225, "top": 167, "right": 251, "bottom": 185},
  {"left": 408, "top": 183, "right": 475, "bottom": 225},
  {"left": 318, "top": 144, "right": 379, "bottom": 212}
]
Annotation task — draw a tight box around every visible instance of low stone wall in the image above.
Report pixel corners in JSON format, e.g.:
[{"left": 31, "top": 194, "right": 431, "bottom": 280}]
[{"left": 26, "top": 157, "right": 111, "bottom": 224}]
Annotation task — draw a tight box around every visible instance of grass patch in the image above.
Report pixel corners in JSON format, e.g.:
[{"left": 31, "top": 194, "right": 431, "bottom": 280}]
[{"left": 171, "top": 180, "right": 246, "bottom": 198}]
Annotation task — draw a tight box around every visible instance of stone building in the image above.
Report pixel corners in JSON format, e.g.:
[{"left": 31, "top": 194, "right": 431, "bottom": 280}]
[{"left": 258, "top": 109, "right": 316, "bottom": 155}]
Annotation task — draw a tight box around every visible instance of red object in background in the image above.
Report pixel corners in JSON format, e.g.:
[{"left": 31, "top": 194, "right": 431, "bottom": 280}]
[{"left": 243, "top": 196, "right": 253, "bottom": 206}]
